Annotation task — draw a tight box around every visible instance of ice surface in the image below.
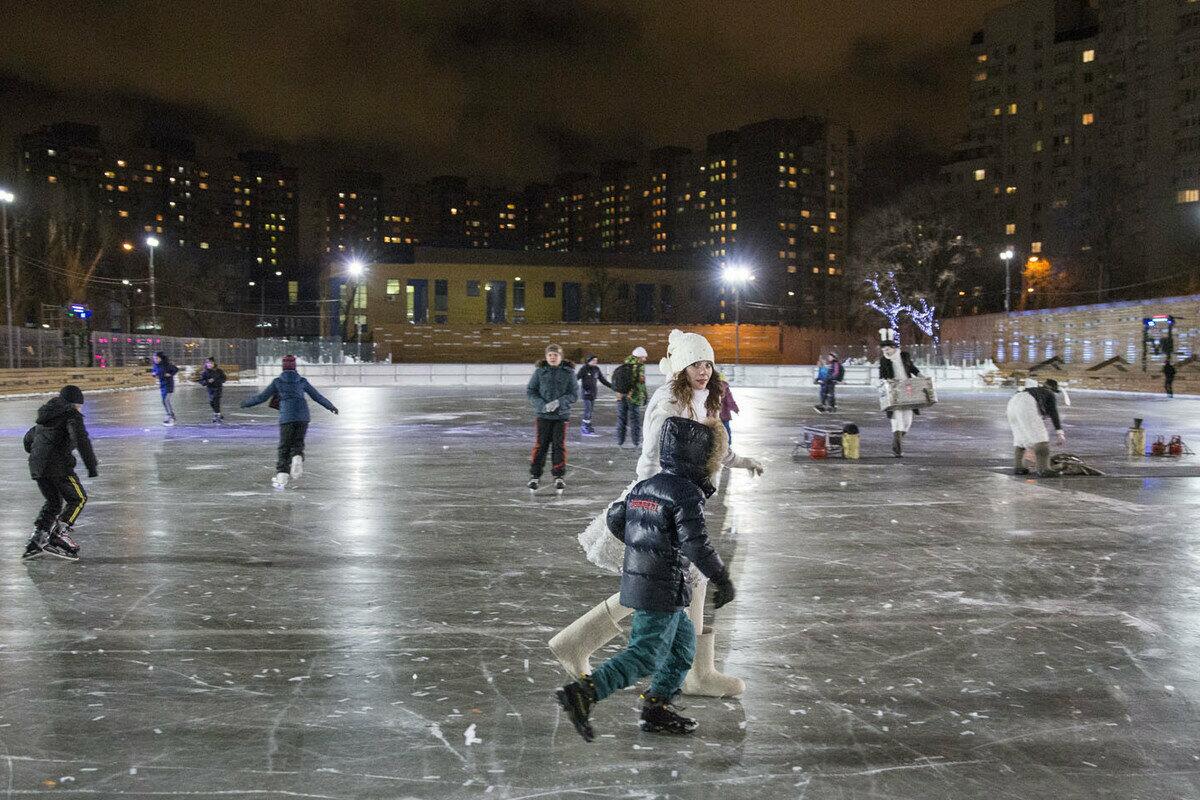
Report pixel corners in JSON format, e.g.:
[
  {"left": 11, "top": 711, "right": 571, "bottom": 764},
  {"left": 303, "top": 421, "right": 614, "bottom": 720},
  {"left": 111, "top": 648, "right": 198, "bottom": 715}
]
[{"left": 1, "top": 383, "right": 1199, "bottom": 798}]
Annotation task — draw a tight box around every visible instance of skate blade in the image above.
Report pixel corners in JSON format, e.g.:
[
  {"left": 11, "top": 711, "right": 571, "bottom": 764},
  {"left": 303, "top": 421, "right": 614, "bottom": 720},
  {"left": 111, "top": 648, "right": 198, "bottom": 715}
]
[
  {"left": 638, "top": 721, "right": 696, "bottom": 735},
  {"left": 21, "top": 551, "right": 45, "bottom": 562},
  {"left": 41, "top": 549, "right": 79, "bottom": 562},
  {"left": 555, "top": 689, "right": 595, "bottom": 742}
]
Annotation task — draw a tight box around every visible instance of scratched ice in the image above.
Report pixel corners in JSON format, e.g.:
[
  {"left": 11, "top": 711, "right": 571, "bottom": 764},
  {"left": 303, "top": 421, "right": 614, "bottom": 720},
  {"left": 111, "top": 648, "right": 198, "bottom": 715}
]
[{"left": 0, "top": 383, "right": 1198, "bottom": 798}]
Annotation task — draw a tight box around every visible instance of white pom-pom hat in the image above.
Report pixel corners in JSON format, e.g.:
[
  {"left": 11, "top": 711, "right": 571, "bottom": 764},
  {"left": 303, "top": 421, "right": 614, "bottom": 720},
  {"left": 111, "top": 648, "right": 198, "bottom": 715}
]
[{"left": 658, "top": 329, "right": 716, "bottom": 377}]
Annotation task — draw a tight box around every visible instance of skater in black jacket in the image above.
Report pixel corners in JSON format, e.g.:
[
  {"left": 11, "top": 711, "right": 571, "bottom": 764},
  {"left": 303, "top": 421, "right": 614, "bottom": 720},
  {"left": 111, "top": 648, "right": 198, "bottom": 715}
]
[
  {"left": 526, "top": 344, "right": 577, "bottom": 493},
  {"left": 197, "top": 356, "right": 227, "bottom": 422},
  {"left": 22, "top": 385, "right": 98, "bottom": 562},
  {"left": 576, "top": 354, "right": 612, "bottom": 437},
  {"left": 555, "top": 416, "right": 736, "bottom": 741}
]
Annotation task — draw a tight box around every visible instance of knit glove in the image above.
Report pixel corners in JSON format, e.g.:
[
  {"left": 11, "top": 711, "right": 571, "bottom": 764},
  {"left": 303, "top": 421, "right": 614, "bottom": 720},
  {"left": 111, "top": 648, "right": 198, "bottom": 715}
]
[
  {"left": 543, "top": 399, "right": 559, "bottom": 413},
  {"left": 713, "top": 575, "right": 737, "bottom": 609},
  {"left": 730, "top": 455, "right": 764, "bottom": 476}
]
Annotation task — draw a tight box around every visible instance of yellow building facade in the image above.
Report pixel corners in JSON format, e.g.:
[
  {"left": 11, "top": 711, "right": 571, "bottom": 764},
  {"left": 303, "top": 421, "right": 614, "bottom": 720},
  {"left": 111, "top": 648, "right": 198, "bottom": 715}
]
[{"left": 351, "top": 248, "right": 710, "bottom": 331}]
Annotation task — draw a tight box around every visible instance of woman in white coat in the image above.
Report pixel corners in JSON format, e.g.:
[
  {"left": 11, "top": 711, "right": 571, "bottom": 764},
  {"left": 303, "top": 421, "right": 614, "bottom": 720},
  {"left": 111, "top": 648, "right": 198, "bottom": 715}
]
[{"left": 549, "top": 329, "right": 764, "bottom": 697}]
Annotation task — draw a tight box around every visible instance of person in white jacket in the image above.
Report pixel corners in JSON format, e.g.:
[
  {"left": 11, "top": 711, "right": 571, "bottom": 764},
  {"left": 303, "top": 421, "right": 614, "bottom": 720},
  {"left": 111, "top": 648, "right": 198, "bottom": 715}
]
[{"left": 549, "top": 329, "right": 764, "bottom": 697}]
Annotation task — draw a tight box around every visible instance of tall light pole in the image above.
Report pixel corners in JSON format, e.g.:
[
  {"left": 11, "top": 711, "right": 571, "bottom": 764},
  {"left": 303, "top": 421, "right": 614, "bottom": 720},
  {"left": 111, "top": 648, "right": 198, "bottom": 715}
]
[
  {"left": 145, "top": 236, "right": 160, "bottom": 332},
  {"left": 721, "top": 264, "right": 754, "bottom": 370},
  {"left": 1000, "top": 248, "right": 1014, "bottom": 314},
  {"left": 348, "top": 259, "right": 365, "bottom": 363},
  {"left": 1, "top": 189, "right": 15, "bottom": 368}
]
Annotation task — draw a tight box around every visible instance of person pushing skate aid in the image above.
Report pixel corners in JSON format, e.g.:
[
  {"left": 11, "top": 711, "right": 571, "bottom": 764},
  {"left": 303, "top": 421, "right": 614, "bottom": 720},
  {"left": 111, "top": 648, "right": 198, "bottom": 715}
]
[{"left": 555, "top": 415, "right": 737, "bottom": 741}]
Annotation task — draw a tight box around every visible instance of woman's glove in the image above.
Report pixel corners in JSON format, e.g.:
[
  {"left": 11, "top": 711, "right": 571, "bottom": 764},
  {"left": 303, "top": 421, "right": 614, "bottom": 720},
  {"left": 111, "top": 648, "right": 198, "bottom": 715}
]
[
  {"left": 729, "top": 455, "right": 764, "bottom": 476},
  {"left": 542, "top": 399, "right": 559, "bottom": 413},
  {"left": 713, "top": 575, "right": 737, "bottom": 609}
]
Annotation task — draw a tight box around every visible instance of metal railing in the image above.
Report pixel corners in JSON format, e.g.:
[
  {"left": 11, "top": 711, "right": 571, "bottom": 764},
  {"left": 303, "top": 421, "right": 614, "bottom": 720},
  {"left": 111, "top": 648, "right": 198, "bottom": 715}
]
[
  {"left": 0, "top": 325, "right": 258, "bottom": 370},
  {"left": 255, "top": 337, "right": 376, "bottom": 366}
]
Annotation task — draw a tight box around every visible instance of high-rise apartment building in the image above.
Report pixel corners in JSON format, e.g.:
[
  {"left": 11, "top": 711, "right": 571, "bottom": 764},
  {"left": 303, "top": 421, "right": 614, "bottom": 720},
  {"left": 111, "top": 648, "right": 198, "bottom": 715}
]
[{"left": 947, "top": 0, "right": 1200, "bottom": 302}]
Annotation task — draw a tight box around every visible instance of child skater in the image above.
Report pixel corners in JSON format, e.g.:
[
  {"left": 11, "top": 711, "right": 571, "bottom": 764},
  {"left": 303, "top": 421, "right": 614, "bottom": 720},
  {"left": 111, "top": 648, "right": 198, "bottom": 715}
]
[
  {"left": 555, "top": 415, "right": 737, "bottom": 741},
  {"left": 151, "top": 351, "right": 179, "bottom": 426},
  {"left": 240, "top": 354, "right": 338, "bottom": 488},
  {"left": 526, "top": 343, "right": 577, "bottom": 494},
  {"left": 197, "top": 356, "right": 227, "bottom": 423},
  {"left": 22, "top": 385, "right": 98, "bottom": 562}
]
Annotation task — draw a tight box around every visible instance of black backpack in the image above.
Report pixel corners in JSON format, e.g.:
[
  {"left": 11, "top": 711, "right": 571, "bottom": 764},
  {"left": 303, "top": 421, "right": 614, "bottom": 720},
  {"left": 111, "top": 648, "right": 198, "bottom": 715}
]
[{"left": 611, "top": 363, "right": 634, "bottom": 394}]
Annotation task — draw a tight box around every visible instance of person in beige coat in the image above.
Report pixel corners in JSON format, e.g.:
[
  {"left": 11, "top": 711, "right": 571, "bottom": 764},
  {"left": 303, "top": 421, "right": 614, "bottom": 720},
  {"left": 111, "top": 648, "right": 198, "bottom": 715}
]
[{"left": 550, "top": 329, "right": 764, "bottom": 697}]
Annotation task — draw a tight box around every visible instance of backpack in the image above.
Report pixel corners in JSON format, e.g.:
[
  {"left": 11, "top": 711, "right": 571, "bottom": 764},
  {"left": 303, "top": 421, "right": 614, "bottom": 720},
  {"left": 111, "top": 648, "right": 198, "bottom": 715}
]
[
  {"left": 830, "top": 361, "right": 844, "bottom": 382},
  {"left": 611, "top": 363, "right": 634, "bottom": 394}
]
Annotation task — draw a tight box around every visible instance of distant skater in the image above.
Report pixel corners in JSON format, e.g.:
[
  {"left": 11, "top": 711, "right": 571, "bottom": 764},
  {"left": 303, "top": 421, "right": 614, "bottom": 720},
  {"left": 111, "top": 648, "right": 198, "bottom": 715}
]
[
  {"left": 198, "top": 356, "right": 227, "bottom": 423},
  {"left": 815, "top": 353, "right": 844, "bottom": 413},
  {"left": 241, "top": 355, "right": 338, "bottom": 489},
  {"left": 576, "top": 354, "right": 612, "bottom": 437},
  {"left": 1164, "top": 362, "right": 1176, "bottom": 398},
  {"left": 22, "top": 385, "right": 98, "bottom": 562},
  {"left": 151, "top": 351, "right": 179, "bottom": 426},
  {"left": 719, "top": 379, "right": 739, "bottom": 445},
  {"left": 878, "top": 329, "right": 921, "bottom": 457}
]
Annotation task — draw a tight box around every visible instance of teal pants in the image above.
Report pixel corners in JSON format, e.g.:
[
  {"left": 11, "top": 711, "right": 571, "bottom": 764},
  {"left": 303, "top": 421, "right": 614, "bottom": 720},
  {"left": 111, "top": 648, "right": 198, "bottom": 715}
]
[{"left": 590, "top": 609, "right": 695, "bottom": 700}]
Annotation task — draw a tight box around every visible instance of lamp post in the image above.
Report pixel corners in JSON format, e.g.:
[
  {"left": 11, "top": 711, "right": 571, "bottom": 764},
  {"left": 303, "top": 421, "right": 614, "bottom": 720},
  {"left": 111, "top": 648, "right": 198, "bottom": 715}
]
[
  {"left": 145, "top": 236, "right": 160, "bottom": 331},
  {"left": 348, "top": 260, "right": 365, "bottom": 363},
  {"left": 1, "top": 189, "right": 15, "bottom": 368},
  {"left": 721, "top": 264, "right": 754, "bottom": 371},
  {"left": 1000, "top": 248, "right": 1014, "bottom": 314}
]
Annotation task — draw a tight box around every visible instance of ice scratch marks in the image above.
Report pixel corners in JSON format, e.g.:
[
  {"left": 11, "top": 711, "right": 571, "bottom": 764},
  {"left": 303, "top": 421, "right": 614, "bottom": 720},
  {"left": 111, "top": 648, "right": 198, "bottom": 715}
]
[{"left": 464, "top": 723, "right": 482, "bottom": 745}]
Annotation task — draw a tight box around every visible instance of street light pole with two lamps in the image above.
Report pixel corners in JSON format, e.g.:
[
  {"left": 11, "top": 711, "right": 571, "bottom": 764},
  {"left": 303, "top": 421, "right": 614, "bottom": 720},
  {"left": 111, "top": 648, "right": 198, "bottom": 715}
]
[
  {"left": 721, "top": 263, "right": 754, "bottom": 371},
  {"left": 348, "top": 260, "right": 366, "bottom": 363},
  {"left": 1000, "top": 248, "right": 1014, "bottom": 314},
  {"left": 145, "top": 236, "right": 160, "bottom": 331}
]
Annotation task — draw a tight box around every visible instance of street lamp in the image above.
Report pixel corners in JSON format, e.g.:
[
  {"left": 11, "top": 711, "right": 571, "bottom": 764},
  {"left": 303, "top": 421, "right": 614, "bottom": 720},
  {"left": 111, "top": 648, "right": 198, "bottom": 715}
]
[
  {"left": 1000, "top": 248, "right": 1014, "bottom": 314},
  {"left": 347, "top": 260, "right": 367, "bottom": 363},
  {"left": 1, "top": 188, "right": 15, "bottom": 368},
  {"left": 721, "top": 263, "right": 754, "bottom": 370},
  {"left": 145, "top": 236, "right": 160, "bottom": 331}
]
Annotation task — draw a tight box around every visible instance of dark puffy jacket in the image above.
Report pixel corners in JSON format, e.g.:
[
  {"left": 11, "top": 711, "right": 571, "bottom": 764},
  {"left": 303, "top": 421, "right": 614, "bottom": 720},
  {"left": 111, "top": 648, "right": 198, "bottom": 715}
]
[
  {"left": 527, "top": 360, "right": 578, "bottom": 420},
  {"left": 151, "top": 360, "right": 179, "bottom": 392},
  {"left": 198, "top": 366, "right": 227, "bottom": 397},
  {"left": 25, "top": 397, "right": 98, "bottom": 479},
  {"left": 606, "top": 417, "right": 727, "bottom": 612},
  {"left": 1024, "top": 386, "right": 1062, "bottom": 430},
  {"left": 242, "top": 370, "right": 337, "bottom": 424},
  {"left": 576, "top": 364, "right": 612, "bottom": 401},
  {"left": 878, "top": 351, "right": 920, "bottom": 380}
]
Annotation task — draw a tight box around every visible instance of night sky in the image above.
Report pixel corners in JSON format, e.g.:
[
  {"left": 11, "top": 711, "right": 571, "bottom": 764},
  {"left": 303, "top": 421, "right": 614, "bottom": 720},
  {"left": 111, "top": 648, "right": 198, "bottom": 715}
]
[{"left": 0, "top": 0, "right": 1011, "bottom": 184}]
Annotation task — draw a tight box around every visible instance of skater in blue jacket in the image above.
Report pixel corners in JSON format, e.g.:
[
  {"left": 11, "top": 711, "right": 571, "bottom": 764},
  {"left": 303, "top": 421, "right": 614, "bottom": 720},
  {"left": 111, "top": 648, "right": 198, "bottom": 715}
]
[{"left": 241, "top": 355, "right": 338, "bottom": 488}]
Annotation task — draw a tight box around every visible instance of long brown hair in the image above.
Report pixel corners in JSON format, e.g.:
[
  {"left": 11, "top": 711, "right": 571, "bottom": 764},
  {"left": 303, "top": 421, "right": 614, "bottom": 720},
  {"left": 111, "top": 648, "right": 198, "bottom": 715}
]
[{"left": 669, "top": 364, "right": 723, "bottom": 420}]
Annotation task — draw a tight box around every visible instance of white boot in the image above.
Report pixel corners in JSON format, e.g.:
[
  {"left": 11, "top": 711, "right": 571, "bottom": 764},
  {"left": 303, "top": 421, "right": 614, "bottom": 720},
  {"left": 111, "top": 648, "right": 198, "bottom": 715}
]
[
  {"left": 548, "top": 591, "right": 629, "bottom": 678},
  {"left": 290, "top": 455, "right": 304, "bottom": 479},
  {"left": 681, "top": 576, "right": 745, "bottom": 697},
  {"left": 272, "top": 472, "right": 289, "bottom": 489}
]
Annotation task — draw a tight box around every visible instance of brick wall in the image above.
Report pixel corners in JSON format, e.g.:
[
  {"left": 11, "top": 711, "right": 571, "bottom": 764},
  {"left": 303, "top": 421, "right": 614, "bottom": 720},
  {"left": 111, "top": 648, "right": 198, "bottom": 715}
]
[{"left": 371, "top": 323, "right": 867, "bottom": 365}]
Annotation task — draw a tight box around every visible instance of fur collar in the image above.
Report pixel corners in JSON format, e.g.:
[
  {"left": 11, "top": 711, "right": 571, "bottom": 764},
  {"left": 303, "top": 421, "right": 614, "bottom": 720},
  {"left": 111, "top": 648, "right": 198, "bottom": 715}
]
[
  {"left": 705, "top": 417, "right": 728, "bottom": 478},
  {"left": 536, "top": 359, "right": 575, "bottom": 369}
]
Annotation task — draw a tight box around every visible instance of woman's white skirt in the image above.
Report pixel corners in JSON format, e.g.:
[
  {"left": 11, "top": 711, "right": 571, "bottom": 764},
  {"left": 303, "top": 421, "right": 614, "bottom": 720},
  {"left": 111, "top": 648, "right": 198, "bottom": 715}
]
[
  {"left": 577, "top": 480, "right": 637, "bottom": 573},
  {"left": 1007, "top": 391, "right": 1049, "bottom": 448}
]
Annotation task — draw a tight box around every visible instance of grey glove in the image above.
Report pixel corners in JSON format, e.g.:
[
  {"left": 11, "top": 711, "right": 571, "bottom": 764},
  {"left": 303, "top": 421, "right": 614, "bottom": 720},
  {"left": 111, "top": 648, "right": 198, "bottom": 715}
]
[{"left": 543, "top": 399, "right": 560, "bottom": 413}]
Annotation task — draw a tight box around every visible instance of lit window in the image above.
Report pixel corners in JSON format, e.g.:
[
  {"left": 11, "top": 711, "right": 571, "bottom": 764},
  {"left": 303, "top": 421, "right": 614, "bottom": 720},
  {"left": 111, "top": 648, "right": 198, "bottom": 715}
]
[
  {"left": 828, "top": 267, "right": 836, "bottom": 275},
  {"left": 1008, "top": 103, "right": 1018, "bottom": 115},
  {"left": 1006, "top": 186, "right": 1017, "bottom": 194},
  {"left": 829, "top": 211, "right": 837, "bottom": 220},
  {"left": 992, "top": 107, "right": 1002, "bottom": 116},
  {"left": 828, "top": 253, "right": 837, "bottom": 261},
  {"left": 974, "top": 71, "right": 988, "bottom": 82},
  {"left": 1082, "top": 49, "right": 1095, "bottom": 63},
  {"left": 974, "top": 169, "right": 987, "bottom": 181},
  {"left": 1177, "top": 189, "right": 1200, "bottom": 204},
  {"left": 47, "top": 175, "right": 57, "bottom": 184},
  {"left": 118, "top": 209, "right": 128, "bottom": 217},
  {"left": 47, "top": 148, "right": 56, "bottom": 156},
  {"left": 1081, "top": 113, "right": 1095, "bottom": 125},
  {"left": 1005, "top": 223, "right": 1017, "bottom": 235},
  {"left": 976, "top": 54, "right": 988, "bottom": 63},
  {"left": 200, "top": 242, "right": 210, "bottom": 249},
  {"left": 386, "top": 279, "right": 401, "bottom": 295},
  {"left": 1032, "top": 140, "right": 1044, "bottom": 153},
  {"left": 1031, "top": 241, "right": 1043, "bottom": 253}
]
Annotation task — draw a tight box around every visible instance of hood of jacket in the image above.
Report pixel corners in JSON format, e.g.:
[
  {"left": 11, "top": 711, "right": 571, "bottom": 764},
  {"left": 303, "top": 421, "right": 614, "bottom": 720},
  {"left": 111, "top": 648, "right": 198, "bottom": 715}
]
[
  {"left": 36, "top": 396, "right": 76, "bottom": 425},
  {"left": 658, "top": 416, "right": 720, "bottom": 494}
]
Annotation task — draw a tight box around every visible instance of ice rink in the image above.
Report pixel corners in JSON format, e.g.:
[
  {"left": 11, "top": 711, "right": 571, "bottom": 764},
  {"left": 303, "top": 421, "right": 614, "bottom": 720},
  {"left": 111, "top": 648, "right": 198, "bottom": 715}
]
[{"left": 1, "top": 381, "right": 1199, "bottom": 799}]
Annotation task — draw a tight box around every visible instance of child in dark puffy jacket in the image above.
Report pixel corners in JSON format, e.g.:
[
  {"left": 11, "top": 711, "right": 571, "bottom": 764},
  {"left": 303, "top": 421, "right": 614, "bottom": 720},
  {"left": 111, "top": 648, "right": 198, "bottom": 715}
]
[
  {"left": 555, "top": 415, "right": 736, "bottom": 741},
  {"left": 151, "top": 351, "right": 179, "bottom": 426},
  {"left": 575, "top": 354, "right": 612, "bottom": 437},
  {"left": 22, "top": 384, "right": 98, "bottom": 561},
  {"left": 197, "top": 356, "right": 227, "bottom": 423},
  {"left": 525, "top": 343, "right": 577, "bottom": 493},
  {"left": 241, "top": 354, "right": 338, "bottom": 489}
]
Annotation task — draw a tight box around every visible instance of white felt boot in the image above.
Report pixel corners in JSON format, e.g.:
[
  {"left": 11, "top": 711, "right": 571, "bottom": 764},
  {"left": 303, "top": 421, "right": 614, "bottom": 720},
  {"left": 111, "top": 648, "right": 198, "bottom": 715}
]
[
  {"left": 549, "top": 591, "right": 629, "bottom": 678},
  {"left": 681, "top": 577, "right": 745, "bottom": 697}
]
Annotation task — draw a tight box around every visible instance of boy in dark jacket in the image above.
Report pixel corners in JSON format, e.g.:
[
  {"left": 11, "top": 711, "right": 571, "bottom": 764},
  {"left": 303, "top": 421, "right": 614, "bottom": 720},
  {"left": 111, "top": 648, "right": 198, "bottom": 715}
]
[
  {"left": 555, "top": 416, "right": 737, "bottom": 741},
  {"left": 22, "top": 385, "right": 98, "bottom": 561},
  {"left": 241, "top": 354, "right": 338, "bottom": 489},
  {"left": 576, "top": 354, "right": 612, "bottom": 437},
  {"left": 526, "top": 344, "right": 578, "bottom": 494},
  {"left": 197, "top": 356, "right": 227, "bottom": 423},
  {"left": 151, "top": 351, "right": 179, "bottom": 426}
]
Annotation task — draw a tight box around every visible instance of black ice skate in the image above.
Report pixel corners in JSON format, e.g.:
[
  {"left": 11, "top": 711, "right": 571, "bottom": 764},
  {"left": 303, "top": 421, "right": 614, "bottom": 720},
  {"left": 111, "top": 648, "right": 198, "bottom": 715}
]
[
  {"left": 43, "top": 523, "right": 80, "bottom": 562},
  {"left": 639, "top": 693, "right": 698, "bottom": 735},
  {"left": 556, "top": 679, "right": 597, "bottom": 742},
  {"left": 528, "top": 478, "right": 539, "bottom": 493},
  {"left": 813, "top": 405, "right": 826, "bottom": 414},
  {"left": 555, "top": 478, "right": 566, "bottom": 495},
  {"left": 21, "top": 529, "right": 50, "bottom": 561}
]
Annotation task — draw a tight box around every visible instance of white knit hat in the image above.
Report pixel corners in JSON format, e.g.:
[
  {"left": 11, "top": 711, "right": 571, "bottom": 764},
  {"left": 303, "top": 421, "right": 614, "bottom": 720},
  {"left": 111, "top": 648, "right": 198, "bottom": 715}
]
[
  {"left": 658, "top": 329, "right": 716, "bottom": 377},
  {"left": 631, "top": 346, "right": 648, "bottom": 358}
]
